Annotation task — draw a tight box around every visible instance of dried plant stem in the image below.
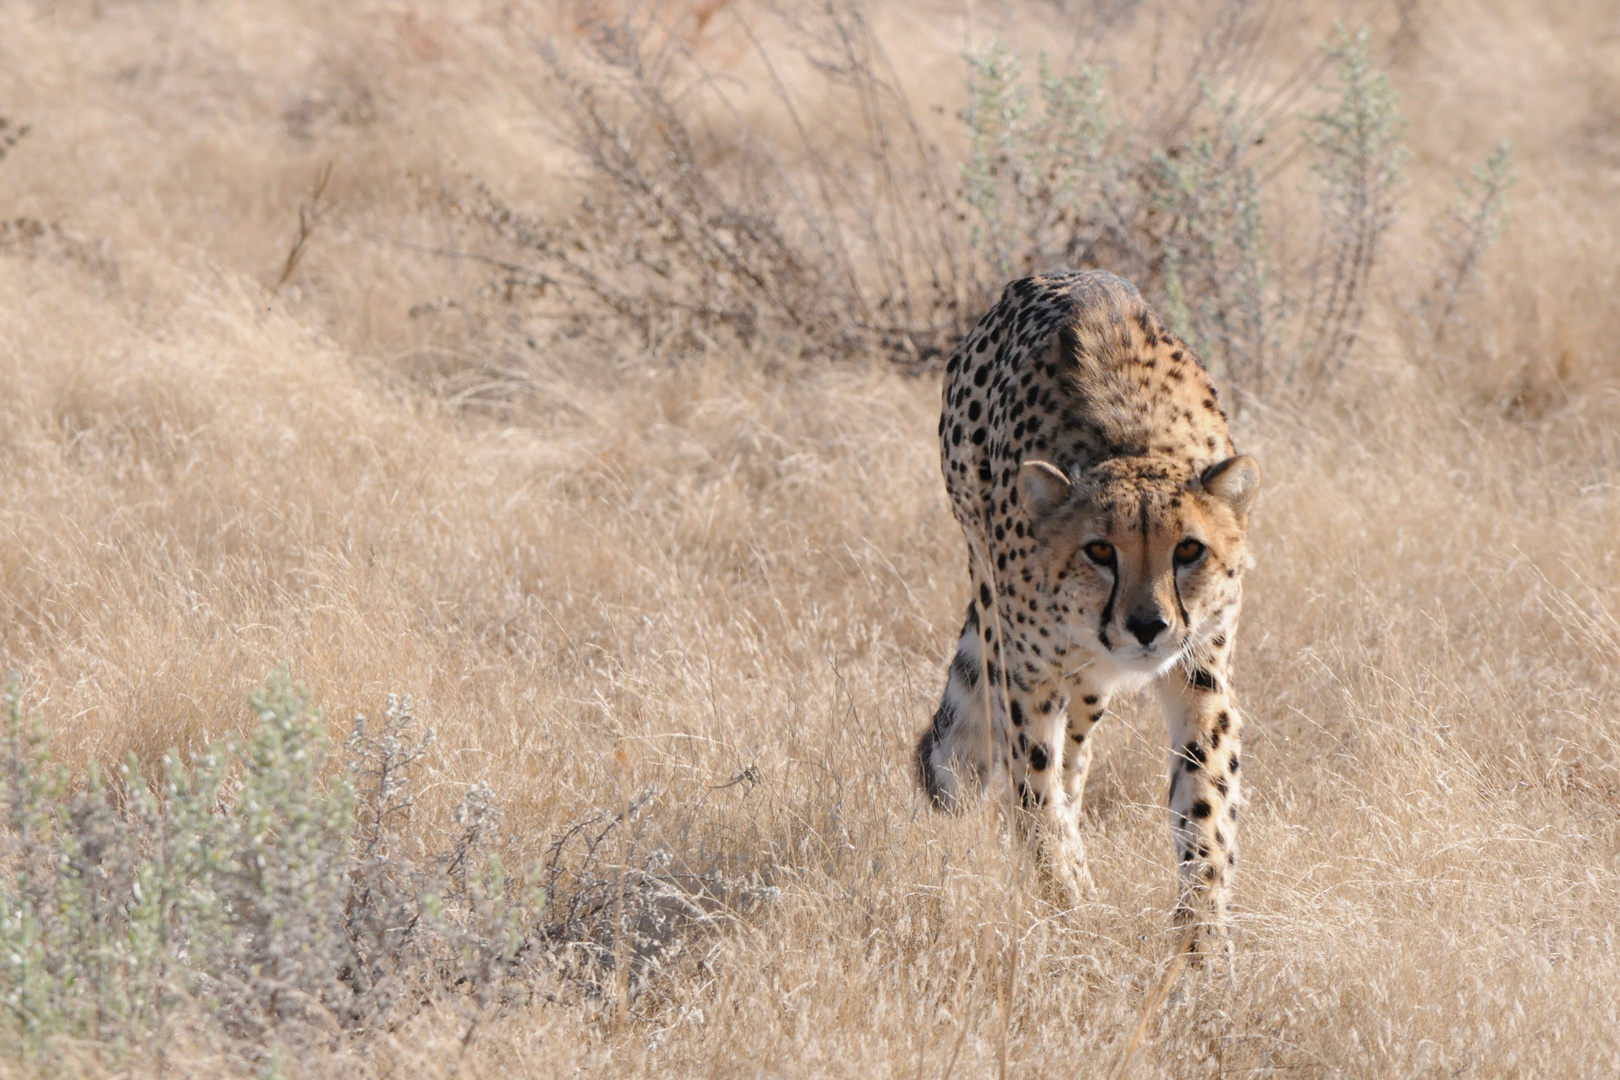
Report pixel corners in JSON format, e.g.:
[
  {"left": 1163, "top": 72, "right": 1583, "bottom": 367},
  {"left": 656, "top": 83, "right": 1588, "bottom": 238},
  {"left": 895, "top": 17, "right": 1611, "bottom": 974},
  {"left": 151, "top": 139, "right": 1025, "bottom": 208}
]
[
  {"left": 275, "top": 160, "right": 335, "bottom": 290},
  {"left": 998, "top": 935, "right": 1018, "bottom": 1080},
  {"left": 1106, "top": 926, "right": 1199, "bottom": 1080},
  {"left": 614, "top": 742, "right": 633, "bottom": 1028},
  {"left": 939, "top": 948, "right": 985, "bottom": 1080}
]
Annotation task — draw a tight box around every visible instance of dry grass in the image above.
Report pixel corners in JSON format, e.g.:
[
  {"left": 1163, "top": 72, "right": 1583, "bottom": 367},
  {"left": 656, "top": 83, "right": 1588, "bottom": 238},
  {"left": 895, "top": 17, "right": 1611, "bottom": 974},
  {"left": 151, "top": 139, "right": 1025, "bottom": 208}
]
[{"left": 3, "top": 0, "right": 1620, "bottom": 1076}]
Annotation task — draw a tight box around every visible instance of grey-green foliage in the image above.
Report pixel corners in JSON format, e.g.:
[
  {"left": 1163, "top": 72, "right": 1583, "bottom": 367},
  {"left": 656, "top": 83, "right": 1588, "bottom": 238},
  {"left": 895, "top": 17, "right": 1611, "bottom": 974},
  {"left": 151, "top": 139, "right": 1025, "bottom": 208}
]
[
  {"left": 1299, "top": 23, "right": 1410, "bottom": 391},
  {"left": 961, "top": 40, "right": 1027, "bottom": 280},
  {"left": 962, "top": 42, "right": 1121, "bottom": 283},
  {"left": 960, "top": 39, "right": 1282, "bottom": 395},
  {"left": 184, "top": 676, "right": 357, "bottom": 1037},
  {"left": 957, "top": 25, "right": 1453, "bottom": 403},
  {"left": 0, "top": 676, "right": 167, "bottom": 1046},
  {"left": 0, "top": 672, "right": 544, "bottom": 1064},
  {"left": 1426, "top": 140, "right": 1516, "bottom": 343},
  {"left": 1152, "top": 90, "right": 1276, "bottom": 395}
]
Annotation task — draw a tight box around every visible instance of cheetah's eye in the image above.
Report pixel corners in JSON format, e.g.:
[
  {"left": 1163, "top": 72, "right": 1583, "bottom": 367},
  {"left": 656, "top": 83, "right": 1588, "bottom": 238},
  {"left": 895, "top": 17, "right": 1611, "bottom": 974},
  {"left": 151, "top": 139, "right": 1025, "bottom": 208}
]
[
  {"left": 1083, "top": 541, "right": 1115, "bottom": 565},
  {"left": 1174, "top": 539, "right": 1206, "bottom": 565}
]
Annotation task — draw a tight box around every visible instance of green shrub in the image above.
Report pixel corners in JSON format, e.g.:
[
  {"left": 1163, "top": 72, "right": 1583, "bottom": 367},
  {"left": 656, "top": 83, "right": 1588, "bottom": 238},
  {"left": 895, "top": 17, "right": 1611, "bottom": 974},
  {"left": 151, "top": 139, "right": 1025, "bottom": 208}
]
[
  {"left": 957, "top": 24, "right": 1414, "bottom": 403},
  {"left": 0, "top": 672, "right": 546, "bottom": 1067},
  {"left": 1297, "top": 23, "right": 1410, "bottom": 393},
  {"left": 961, "top": 45, "right": 1120, "bottom": 285},
  {"left": 1150, "top": 90, "right": 1275, "bottom": 395},
  {"left": 1423, "top": 140, "right": 1517, "bottom": 344}
]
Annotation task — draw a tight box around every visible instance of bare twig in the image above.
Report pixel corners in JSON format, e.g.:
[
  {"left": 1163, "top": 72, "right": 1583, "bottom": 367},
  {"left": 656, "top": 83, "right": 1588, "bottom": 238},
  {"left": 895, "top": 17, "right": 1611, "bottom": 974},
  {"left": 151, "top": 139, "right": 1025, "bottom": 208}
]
[
  {"left": 1105, "top": 925, "right": 1199, "bottom": 1080},
  {"left": 275, "top": 160, "right": 335, "bottom": 289}
]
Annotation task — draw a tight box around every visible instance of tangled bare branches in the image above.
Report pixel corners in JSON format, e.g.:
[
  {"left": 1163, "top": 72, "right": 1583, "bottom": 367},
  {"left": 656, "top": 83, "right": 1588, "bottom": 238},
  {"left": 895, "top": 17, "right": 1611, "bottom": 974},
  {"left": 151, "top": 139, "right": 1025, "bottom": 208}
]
[{"left": 448, "top": 3, "right": 975, "bottom": 367}]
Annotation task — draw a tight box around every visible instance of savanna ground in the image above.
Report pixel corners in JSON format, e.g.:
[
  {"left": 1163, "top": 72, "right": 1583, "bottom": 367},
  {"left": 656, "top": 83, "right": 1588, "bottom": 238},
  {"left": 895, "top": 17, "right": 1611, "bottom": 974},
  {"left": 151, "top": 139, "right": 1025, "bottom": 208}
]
[{"left": 3, "top": 0, "right": 1620, "bottom": 1076}]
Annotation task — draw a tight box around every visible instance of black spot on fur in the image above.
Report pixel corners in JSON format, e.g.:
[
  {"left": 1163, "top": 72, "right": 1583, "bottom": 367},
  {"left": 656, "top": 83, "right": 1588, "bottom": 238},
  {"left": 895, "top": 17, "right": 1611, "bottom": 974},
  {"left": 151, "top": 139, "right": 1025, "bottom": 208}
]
[
  {"left": 1028, "top": 743, "right": 1049, "bottom": 771},
  {"left": 1187, "top": 668, "right": 1220, "bottom": 693},
  {"left": 1010, "top": 700, "right": 1025, "bottom": 727},
  {"left": 1182, "top": 741, "right": 1205, "bottom": 769},
  {"left": 951, "top": 649, "right": 979, "bottom": 689},
  {"left": 1190, "top": 799, "right": 1212, "bottom": 819}
]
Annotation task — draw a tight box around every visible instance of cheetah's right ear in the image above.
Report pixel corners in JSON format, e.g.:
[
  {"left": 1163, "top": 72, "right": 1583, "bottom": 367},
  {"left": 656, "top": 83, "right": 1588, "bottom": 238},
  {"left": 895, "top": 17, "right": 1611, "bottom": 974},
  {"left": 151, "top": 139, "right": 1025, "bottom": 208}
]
[{"left": 1018, "top": 460, "right": 1072, "bottom": 520}]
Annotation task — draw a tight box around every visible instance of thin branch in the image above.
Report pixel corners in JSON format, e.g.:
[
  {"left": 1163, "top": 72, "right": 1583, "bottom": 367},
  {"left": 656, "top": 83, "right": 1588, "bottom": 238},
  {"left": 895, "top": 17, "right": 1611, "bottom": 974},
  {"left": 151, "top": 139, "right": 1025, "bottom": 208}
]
[{"left": 275, "top": 160, "right": 335, "bottom": 290}]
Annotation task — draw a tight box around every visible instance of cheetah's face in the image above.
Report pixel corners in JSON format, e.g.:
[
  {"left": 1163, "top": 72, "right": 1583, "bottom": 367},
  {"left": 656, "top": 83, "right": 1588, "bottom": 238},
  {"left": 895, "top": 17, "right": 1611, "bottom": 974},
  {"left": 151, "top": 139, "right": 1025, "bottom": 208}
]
[{"left": 1018, "top": 455, "right": 1260, "bottom": 677}]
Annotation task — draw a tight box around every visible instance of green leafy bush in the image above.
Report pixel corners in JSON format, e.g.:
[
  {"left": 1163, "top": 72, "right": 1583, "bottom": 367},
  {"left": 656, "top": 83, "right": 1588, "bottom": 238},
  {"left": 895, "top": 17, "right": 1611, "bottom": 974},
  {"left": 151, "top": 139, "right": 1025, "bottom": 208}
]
[
  {"left": 0, "top": 672, "right": 545, "bottom": 1066},
  {"left": 1297, "top": 24, "right": 1410, "bottom": 392},
  {"left": 958, "top": 23, "right": 1417, "bottom": 402},
  {"left": 961, "top": 44, "right": 1122, "bottom": 285},
  {"left": 1423, "top": 139, "right": 1517, "bottom": 344}
]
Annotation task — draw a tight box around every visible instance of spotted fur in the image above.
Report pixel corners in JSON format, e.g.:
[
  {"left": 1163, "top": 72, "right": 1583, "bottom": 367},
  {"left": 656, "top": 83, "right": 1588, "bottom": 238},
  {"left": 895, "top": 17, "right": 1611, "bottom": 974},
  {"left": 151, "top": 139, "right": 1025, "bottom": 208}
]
[{"left": 916, "top": 271, "right": 1260, "bottom": 956}]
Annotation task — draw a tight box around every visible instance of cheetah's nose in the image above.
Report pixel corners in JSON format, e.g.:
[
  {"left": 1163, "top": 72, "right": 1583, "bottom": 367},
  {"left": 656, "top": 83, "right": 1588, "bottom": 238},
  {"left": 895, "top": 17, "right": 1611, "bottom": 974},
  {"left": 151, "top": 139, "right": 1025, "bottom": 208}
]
[{"left": 1125, "top": 610, "right": 1169, "bottom": 646}]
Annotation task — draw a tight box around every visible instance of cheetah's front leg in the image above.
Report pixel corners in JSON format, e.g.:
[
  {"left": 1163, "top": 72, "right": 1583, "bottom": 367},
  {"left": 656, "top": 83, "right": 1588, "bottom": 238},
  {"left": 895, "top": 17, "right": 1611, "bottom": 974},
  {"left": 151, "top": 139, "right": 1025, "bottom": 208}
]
[
  {"left": 1156, "top": 660, "right": 1244, "bottom": 959},
  {"left": 1044, "top": 675, "right": 1110, "bottom": 896},
  {"left": 1008, "top": 680, "right": 1099, "bottom": 905}
]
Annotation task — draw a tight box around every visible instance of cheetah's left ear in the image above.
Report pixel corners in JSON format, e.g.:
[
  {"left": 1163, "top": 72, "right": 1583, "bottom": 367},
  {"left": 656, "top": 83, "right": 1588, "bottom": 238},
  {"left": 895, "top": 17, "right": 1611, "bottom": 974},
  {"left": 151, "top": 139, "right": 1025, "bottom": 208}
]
[
  {"left": 1018, "top": 459, "right": 1072, "bottom": 520},
  {"left": 1200, "top": 455, "right": 1261, "bottom": 519}
]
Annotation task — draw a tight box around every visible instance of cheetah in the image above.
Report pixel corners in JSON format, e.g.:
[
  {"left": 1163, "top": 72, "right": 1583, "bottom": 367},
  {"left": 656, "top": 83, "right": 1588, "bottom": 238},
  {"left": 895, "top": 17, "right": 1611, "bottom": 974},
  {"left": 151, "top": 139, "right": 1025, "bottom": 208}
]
[{"left": 916, "top": 270, "right": 1259, "bottom": 956}]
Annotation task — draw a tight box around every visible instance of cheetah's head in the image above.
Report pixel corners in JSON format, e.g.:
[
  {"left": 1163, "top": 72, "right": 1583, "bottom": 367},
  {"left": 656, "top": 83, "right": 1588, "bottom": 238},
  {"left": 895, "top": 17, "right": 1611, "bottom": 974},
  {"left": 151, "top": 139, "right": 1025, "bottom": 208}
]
[{"left": 1017, "top": 453, "right": 1260, "bottom": 679}]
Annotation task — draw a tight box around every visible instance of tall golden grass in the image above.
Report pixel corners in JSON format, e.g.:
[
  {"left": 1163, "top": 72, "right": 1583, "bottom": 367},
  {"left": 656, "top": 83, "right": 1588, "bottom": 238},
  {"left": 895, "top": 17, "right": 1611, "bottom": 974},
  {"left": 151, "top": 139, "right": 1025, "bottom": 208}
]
[{"left": 3, "top": 0, "right": 1619, "bottom": 1075}]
